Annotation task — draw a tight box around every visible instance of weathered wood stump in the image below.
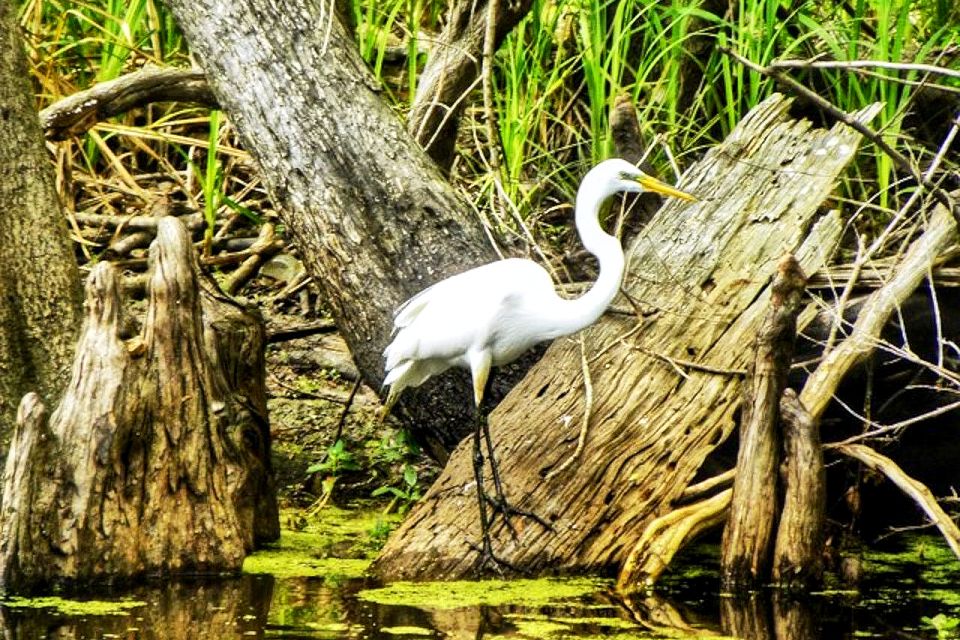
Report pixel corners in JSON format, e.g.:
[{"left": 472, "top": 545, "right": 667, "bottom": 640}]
[
  {"left": 0, "top": 217, "right": 278, "bottom": 593},
  {"left": 773, "top": 390, "right": 825, "bottom": 589},
  {"left": 372, "top": 94, "right": 881, "bottom": 580},
  {"left": 720, "top": 255, "right": 808, "bottom": 588}
]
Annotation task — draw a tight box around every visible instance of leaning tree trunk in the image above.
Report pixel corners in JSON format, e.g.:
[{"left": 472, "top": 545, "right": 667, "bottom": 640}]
[
  {"left": 162, "top": 0, "right": 505, "bottom": 460},
  {"left": 0, "top": 218, "right": 278, "bottom": 593},
  {"left": 0, "top": 1, "right": 82, "bottom": 444},
  {"left": 372, "top": 94, "right": 882, "bottom": 579}
]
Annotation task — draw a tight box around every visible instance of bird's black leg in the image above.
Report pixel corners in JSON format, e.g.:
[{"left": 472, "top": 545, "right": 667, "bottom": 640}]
[
  {"left": 479, "top": 411, "right": 553, "bottom": 533},
  {"left": 469, "top": 403, "right": 519, "bottom": 574}
]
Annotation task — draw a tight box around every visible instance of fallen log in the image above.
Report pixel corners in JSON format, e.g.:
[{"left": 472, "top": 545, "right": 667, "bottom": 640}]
[
  {"left": 0, "top": 217, "right": 278, "bottom": 593},
  {"left": 372, "top": 94, "right": 881, "bottom": 579}
]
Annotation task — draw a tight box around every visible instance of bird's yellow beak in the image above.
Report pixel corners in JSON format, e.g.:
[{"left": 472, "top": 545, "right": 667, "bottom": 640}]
[{"left": 637, "top": 175, "right": 698, "bottom": 202}]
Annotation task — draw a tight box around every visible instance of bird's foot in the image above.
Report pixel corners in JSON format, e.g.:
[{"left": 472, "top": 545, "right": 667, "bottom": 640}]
[
  {"left": 484, "top": 493, "right": 554, "bottom": 535},
  {"left": 466, "top": 538, "right": 523, "bottom": 576}
]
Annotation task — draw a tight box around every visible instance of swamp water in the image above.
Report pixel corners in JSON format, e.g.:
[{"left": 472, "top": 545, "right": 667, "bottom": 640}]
[{"left": 1, "top": 508, "right": 958, "bottom": 640}]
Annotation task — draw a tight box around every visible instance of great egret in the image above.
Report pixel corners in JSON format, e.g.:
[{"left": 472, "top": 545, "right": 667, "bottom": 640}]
[{"left": 381, "top": 158, "right": 696, "bottom": 568}]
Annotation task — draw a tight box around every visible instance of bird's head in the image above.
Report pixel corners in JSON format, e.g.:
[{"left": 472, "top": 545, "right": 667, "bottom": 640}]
[{"left": 588, "top": 158, "right": 698, "bottom": 202}]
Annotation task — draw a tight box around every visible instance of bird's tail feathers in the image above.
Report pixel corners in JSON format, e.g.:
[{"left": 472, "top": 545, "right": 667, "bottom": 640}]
[{"left": 378, "top": 361, "right": 413, "bottom": 422}]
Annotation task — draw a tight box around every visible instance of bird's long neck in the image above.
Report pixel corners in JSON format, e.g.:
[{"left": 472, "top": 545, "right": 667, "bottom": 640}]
[{"left": 551, "top": 187, "right": 625, "bottom": 336}]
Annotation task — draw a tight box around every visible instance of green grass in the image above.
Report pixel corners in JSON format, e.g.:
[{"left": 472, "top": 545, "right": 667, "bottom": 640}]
[{"left": 16, "top": 0, "right": 960, "bottom": 258}]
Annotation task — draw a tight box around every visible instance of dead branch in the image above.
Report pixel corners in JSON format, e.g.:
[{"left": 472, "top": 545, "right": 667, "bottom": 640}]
[
  {"left": 407, "top": 0, "right": 533, "bottom": 169},
  {"left": 222, "top": 223, "right": 279, "bottom": 294},
  {"left": 73, "top": 212, "right": 205, "bottom": 231},
  {"left": 770, "top": 57, "right": 960, "bottom": 81},
  {"left": 40, "top": 67, "right": 216, "bottom": 141},
  {"left": 723, "top": 48, "right": 957, "bottom": 217},
  {"left": 832, "top": 443, "right": 960, "bottom": 559},
  {"left": 799, "top": 200, "right": 958, "bottom": 421}
]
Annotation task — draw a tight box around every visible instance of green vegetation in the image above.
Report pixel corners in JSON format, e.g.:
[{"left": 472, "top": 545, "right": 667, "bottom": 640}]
[
  {"left": 18, "top": 0, "right": 960, "bottom": 266},
  {"left": 243, "top": 505, "right": 403, "bottom": 578},
  {"left": 1, "top": 595, "right": 146, "bottom": 616},
  {"left": 357, "top": 576, "right": 608, "bottom": 609}
]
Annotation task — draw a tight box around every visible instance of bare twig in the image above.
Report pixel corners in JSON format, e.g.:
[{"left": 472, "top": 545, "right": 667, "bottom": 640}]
[
  {"left": 634, "top": 343, "right": 746, "bottom": 377},
  {"left": 770, "top": 58, "right": 960, "bottom": 81}
]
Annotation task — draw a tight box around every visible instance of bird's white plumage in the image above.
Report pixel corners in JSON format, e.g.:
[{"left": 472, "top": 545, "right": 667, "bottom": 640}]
[
  {"left": 384, "top": 258, "right": 555, "bottom": 377},
  {"left": 380, "top": 158, "right": 695, "bottom": 414}
]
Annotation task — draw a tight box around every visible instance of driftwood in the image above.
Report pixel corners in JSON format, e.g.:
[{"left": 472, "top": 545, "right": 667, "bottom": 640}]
[
  {"left": 720, "top": 256, "right": 807, "bottom": 588},
  {"left": 372, "top": 94, "right": 880, "bottom": 579},
  {"left": 0, "top": 218, "right": 278, "bottom": 593}
]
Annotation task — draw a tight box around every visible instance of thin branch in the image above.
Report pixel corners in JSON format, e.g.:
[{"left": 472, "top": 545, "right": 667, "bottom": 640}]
[
  {"left": 721, "top": 48, "right": 958, "bottom": 218},
  {"left": 770, "top": 58, "right": 960, "bottom": 81},
  {"left": 634, "top": 343, "right": 747, "bottom": 377},
  {"left": 833, "top": 443, "right": 960, "bottom": 559},
  {"left": 545, "top": 334, "right": 594, "bottom": 481}
]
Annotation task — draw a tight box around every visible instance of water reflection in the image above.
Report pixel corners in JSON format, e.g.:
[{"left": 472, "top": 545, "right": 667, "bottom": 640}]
[{"left": 0, "top": 536, "right": 957, "bottom": 639}]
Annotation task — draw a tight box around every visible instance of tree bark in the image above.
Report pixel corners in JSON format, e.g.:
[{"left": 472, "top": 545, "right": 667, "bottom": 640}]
[
  {"left": 0, "top": 218, "right": 277, "bottom": 593},
  {"left": 373, "top": 95, "right": 881, "bottom": 579},
  {"left": 407, "top": 0, "right": 535, "bottom": 169},
  {"left": 0, "top": 2, "right": 82, "bottom": 444},
  {"left": 161, "top": 0, "right": 502, "bottom": 460},
  {"left": 720, "top": 255, "right": 807, "bottom": 589}
]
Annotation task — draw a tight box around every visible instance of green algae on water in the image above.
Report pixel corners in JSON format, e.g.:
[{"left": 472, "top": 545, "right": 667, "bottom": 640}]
[
  {"left": 242, "top": 531, "right": 371, "bottom": 579},
  {"left": 381, "top": 625, "right": 435, "bottom": 635},
  {"left": 358, "top": 576, "right": 608, "bottom": 610},
  {"left": 863, "top": 535, "right": 960, "bottom": 586},
  {"left": 243, "top": 506, "right": 399, "bottom": 579},
  {"left": 1, "top": 596, "right": 146, "bottom": 616}
]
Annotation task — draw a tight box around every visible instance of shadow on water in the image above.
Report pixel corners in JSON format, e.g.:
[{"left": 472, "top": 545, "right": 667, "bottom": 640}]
[{"left": 2, "top": 534, "right": 958, "bottom": 639}]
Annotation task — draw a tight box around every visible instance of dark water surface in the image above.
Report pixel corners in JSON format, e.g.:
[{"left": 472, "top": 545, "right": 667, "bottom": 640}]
[{"left": 1, "top": 534, "right": 957, "bottom": 639}]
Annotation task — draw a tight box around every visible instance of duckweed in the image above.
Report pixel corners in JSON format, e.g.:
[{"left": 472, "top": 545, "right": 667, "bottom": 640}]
[
  {"left": 358, "top": 577, "right": 608, "bottom": 610},
  {"left": 1, "top": 596, "right": 146, "bottom": 616}
]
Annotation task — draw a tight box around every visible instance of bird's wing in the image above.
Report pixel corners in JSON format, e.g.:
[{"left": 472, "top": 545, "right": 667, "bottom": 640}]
[
  {"left": 392, "top": 258, "right": 540, "bottom": 329},
  {"left": 384, "top": 259, "right": 551, "bottom": 367}
]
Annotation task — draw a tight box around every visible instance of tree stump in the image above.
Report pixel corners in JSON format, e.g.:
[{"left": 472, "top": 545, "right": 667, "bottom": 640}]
[
  {"left": 0, "top": 217, "right": 278, "bottom": 593},
  {"left": 720, "top": 256, "right": 807, "bottom": 588},
  {"left": 772, "top": 390, "right": 825, "bottom": 589},
  {"left": 372, "top": 94, "right": 882, "bottom": 580}
]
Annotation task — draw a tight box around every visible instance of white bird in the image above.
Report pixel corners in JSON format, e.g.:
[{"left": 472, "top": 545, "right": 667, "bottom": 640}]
[{"left": 381, "top": 158, "right": 696, "bottom": 568}]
